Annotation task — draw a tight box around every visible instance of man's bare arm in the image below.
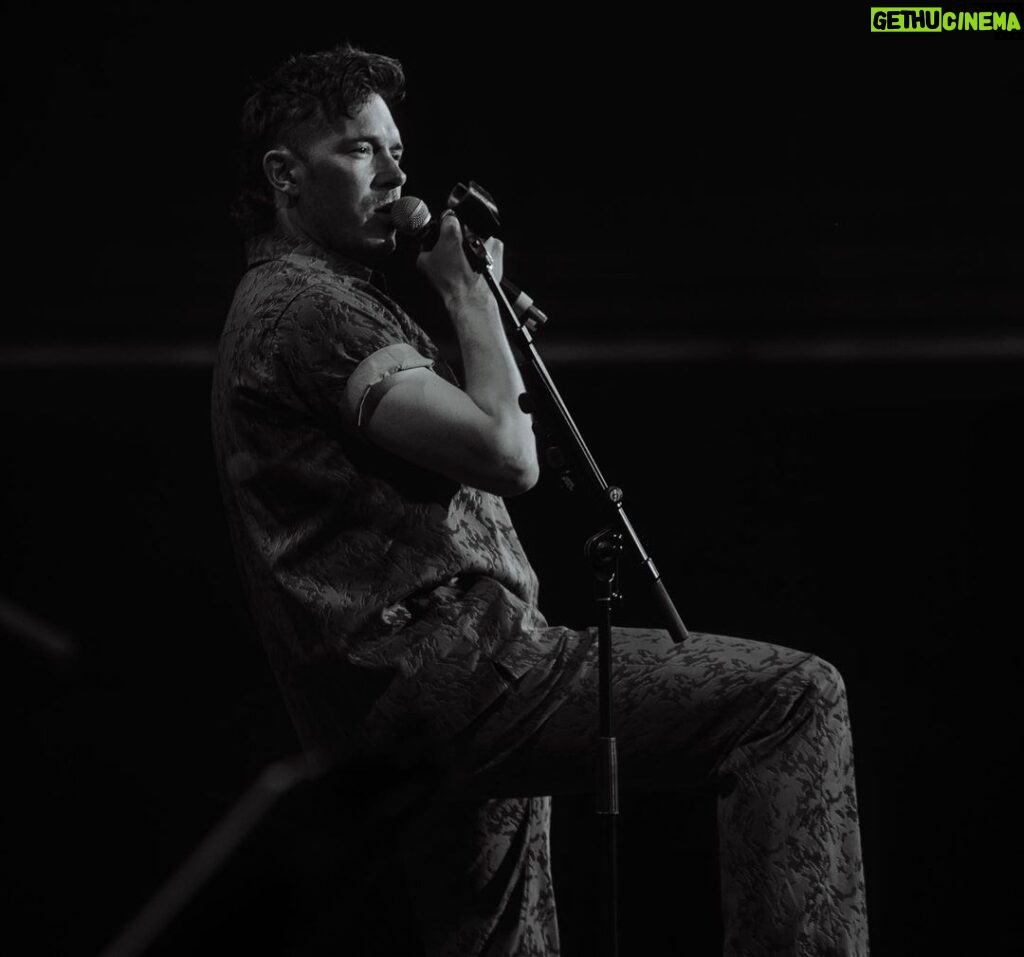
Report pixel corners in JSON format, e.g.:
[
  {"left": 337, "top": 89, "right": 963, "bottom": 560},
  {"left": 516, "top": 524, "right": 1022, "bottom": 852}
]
[{"left": 361, "top": 215, "right": 538, "bottom": 496}]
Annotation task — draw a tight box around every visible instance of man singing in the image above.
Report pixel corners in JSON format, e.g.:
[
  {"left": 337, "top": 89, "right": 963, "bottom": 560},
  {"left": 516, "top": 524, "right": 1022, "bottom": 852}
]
[{"left": 211, "top": 43, "right": 869, "bottom": 956}]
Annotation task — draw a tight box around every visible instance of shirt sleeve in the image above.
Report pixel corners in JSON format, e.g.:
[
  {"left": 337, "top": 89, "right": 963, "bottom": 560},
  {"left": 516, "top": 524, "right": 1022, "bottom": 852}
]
[
  {"left": 345, "top": 342, "right": 433, "bottom": 428},
  {"left": 272, "top": 280, "right": 434, "bottom": 431}
]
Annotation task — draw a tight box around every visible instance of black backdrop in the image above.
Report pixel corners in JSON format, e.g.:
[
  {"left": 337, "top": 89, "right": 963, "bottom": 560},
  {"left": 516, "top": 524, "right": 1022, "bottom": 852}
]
[{"left": 3, "top": 8, "right": 1022, "bottom": 955}]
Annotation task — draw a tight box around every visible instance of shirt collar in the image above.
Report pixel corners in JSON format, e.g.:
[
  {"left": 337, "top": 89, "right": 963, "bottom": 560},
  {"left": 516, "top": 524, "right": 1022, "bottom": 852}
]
[{"left": 245, "top": 232, "right": 377, "bottom": 283}]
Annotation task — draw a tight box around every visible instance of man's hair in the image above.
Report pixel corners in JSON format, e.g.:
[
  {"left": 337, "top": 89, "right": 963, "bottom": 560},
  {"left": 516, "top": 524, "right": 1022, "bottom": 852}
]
[{"left": 233, "top": 43, "right": 405, "bottom": 238}]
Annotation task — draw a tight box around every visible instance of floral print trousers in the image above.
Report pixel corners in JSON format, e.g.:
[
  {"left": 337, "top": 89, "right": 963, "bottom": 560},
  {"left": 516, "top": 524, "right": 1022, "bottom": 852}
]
[{"left": 376, "top": 628, "right": 869, "bottom": 957}]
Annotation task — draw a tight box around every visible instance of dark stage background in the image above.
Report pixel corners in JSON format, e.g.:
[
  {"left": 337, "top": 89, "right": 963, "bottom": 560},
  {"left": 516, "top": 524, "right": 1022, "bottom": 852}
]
[{"left": 3, "top": 8, "right": 1022, "bottom": 956}]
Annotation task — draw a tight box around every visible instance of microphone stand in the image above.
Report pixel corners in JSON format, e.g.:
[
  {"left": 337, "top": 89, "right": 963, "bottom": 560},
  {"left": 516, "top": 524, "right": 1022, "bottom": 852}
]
[
  {"left": 458, "top": 218, "right": 690, "bottom": 957},
  {"left": 463, "top": 231, "right": 689, "bottom": 644},
  {"left": 461, "top": 229, "right": 691, "bottom": 643}
]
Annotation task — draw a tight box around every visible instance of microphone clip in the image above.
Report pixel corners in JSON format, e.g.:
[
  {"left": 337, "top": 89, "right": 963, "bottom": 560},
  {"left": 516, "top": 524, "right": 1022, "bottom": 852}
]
[
  {"left": 445, "top": 181, "right": 549, "bottom": 335},
  {"left": 446, "top": 181, "right": 501, "bottom": 239}
]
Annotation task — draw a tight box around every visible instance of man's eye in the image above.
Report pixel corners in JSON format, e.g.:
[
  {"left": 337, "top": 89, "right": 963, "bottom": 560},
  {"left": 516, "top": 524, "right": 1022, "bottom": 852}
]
[{"left": 350, "top": 144, "right": 372, "bottom": 155}]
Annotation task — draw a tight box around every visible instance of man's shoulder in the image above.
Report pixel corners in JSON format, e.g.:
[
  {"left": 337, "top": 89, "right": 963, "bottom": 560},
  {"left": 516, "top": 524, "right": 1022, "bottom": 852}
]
[
  {"left": 277, "top": 274, "right": 406, "bottom": 350},
  {"left": 250, "top": 248, "right": 396, "bottom": 315},
  {"left": 225, "top": 261, "right": 389, "bottom": 350},
  {"left": 226, "top": 235, "right": 433, "bottom": 363}
]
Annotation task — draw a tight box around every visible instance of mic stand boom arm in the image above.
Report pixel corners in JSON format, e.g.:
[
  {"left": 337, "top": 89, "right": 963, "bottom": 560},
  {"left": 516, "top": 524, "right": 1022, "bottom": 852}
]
[{"left": 462, "top": 232, "right": 690, "bottom": 645}]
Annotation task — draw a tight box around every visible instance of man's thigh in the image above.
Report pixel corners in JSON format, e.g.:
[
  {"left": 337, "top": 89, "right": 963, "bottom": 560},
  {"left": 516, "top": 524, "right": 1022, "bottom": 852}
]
[{"left": 466, "top": 628, "right": 817, "bottom": 799}]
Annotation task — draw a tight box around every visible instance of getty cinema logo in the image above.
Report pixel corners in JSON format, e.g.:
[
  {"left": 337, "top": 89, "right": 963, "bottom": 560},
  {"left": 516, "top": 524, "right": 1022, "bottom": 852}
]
[{"left": 871, "top": 7, "right": 1022, "bottom": 29}]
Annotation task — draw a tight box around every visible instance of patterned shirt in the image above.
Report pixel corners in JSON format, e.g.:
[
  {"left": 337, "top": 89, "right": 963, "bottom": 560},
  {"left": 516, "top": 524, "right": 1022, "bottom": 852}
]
[{"left": 211, "top": 233, "right": 556, "bottom": 751}]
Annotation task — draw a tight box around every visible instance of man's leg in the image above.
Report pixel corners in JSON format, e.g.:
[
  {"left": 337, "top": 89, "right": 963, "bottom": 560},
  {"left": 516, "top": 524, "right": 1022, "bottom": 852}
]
[
  {"left": 378, "top": 628, "right": 868, "bottom": 955},
  {"left": 401, "top": 795, "right": 559, "bottom": 957},
  {"left": 468, "top": 628, "right": 869, "bottom": 956},
  {"left": 711, "top": 648, "right": 868, "bottom": 956}
]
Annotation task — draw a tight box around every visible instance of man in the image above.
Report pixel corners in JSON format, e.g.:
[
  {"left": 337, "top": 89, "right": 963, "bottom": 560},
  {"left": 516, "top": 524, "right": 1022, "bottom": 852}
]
[{"left": 212, "top": 44, "right": 869, "bottom": 956}]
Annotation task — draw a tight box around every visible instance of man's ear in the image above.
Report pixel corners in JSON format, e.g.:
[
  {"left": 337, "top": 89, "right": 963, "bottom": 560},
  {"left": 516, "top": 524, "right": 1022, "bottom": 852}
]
[{"left": 263, "top": 147, "right": 303, "bottom": 198}]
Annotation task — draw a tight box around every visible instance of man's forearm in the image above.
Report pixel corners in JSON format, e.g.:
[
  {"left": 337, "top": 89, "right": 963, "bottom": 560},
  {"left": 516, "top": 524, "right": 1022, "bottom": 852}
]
[{"left": 446, "top": 289, "right": 538, "bottom": 479}]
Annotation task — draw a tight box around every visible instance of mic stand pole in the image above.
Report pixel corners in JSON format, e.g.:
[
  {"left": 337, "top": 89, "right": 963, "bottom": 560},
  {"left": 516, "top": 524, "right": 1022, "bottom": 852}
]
[
  {"left": 461, "top": 233, "right": 691, "bottom": 957},
  {"left": 587, "top": 527, "right": 623, "bottom": 955}
]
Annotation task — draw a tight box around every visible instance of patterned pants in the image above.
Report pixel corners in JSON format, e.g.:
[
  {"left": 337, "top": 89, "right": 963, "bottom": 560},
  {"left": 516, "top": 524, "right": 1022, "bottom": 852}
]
[{"left": 347, "top": 629, "right": 869, "bottom": 956}]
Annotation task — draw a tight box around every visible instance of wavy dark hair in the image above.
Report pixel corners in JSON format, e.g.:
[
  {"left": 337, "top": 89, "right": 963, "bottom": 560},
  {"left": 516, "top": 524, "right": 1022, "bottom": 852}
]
[{"left": 233, "top": 43, "right": 405, "bottom": 238}]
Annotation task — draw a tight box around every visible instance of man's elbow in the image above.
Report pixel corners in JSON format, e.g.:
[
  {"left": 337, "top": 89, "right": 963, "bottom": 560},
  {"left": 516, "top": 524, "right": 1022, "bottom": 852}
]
[
  {"left": 488, "top": 435, "right": 540, "bottom": 497},
  {"left": 499, "top": 456, "right": 540, "bottom": 497}
]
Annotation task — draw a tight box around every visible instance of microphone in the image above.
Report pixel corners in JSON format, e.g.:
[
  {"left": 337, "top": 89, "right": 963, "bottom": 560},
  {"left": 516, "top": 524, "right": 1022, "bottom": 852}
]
[{"left": 386, "top": 195, "right": 549, "bottom": 332}]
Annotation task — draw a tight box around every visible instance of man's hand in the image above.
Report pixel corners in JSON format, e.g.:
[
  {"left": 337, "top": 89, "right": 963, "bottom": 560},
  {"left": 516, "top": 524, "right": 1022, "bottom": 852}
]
[{"left": 415, "top": 212, "right": 503, "bottom": 305}]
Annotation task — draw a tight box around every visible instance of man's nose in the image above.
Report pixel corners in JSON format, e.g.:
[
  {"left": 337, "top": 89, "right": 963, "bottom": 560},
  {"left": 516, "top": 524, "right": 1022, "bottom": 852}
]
[{"left": 374, "top": 153, "right": 406, "bottom": 189}]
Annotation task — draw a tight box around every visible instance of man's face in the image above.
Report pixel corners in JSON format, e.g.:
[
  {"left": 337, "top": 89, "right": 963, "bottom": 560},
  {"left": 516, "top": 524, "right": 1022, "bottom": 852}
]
[{"left": 288, "top": 93, "right": 406, "bottom": 263}]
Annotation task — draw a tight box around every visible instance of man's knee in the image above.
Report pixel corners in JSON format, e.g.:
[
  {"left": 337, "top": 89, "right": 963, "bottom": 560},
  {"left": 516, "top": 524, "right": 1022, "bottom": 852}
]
[
  {"left": 797, "top": 654, "right": 848, "bottom": 708},
  {"left": 765, "top": 653, "right": 850, "bottom": 744}
]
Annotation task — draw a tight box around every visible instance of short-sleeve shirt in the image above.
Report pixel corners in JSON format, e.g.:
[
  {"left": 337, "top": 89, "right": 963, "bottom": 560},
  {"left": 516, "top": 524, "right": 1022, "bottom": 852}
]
[{"left": 211, "top": 233, "right": 562, "bottom": 751}]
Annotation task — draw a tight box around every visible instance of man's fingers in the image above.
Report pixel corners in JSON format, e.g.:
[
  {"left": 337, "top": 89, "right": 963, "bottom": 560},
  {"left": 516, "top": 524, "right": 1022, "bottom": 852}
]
[{"left": 438, "top": 210, "right": 462, "bottom": 242}]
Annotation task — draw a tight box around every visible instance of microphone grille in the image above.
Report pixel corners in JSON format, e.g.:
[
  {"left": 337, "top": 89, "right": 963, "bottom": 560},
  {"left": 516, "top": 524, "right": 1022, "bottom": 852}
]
[{"left": 388, "top": 195, "right": 431, "bottom": 236}]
